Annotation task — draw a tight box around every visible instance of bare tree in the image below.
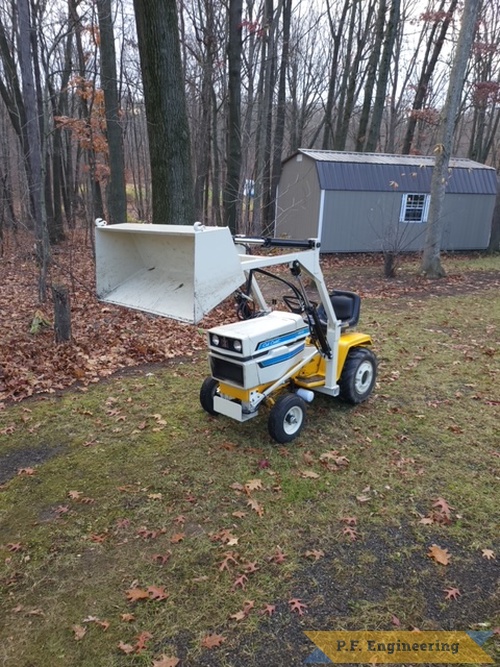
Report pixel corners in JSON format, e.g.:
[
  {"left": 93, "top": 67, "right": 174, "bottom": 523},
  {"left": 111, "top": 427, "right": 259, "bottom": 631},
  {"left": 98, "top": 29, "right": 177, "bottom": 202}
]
[
  {"left": 133, "top": 0, "right": 194, "bottom": 225},
  {"left": 17, "top": 0, "right": 50, "bottom": 299},
  {"left": 421, "top": 0, "right": 481, "bottom": 277},
  {"left": 402, "top": 0, "right": 459, "bottom": 154},
  {"left": 97, "top": 0, "right": 127, "bottom": 225},
  {"left": 224, "top": 0, "right": 243, "bottom": 234}
]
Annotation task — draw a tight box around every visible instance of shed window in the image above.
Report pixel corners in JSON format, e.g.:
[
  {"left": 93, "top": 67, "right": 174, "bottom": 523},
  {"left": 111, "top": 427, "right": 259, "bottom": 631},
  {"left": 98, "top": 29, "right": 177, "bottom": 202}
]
[{"left": 400, "top": 194, "right": 430, "bottom": 223}]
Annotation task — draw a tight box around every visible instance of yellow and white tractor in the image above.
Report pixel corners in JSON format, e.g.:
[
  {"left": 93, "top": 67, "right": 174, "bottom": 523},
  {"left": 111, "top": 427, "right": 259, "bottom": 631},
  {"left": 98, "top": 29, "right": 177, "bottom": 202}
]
[{"left": 95, "top": 223, "right": 377, "bottom": 443}]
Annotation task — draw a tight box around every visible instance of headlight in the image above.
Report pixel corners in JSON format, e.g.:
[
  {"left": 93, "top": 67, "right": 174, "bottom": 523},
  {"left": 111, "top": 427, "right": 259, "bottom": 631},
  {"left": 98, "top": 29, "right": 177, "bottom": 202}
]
[
  {"left": 211, "top": 334, "right": 220, "bottom": 346},
  {"left": 233, "top": 340, "right": 242, "bottom": 352}
]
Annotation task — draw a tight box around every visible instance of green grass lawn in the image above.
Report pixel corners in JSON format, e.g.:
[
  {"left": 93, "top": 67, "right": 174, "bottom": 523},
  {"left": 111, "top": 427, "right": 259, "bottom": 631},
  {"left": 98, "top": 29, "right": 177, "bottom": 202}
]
[{"left": 0, "top": 266, "right": 499, "bottom": 666}]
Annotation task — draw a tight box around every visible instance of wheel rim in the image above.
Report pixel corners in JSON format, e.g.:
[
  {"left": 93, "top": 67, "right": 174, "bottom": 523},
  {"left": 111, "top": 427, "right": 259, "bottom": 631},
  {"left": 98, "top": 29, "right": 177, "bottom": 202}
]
[
  {"left": 283, "top": 405, "right": 304, "bottom": 435},
  {"left": 354, "top": 360, "right": 374, "bottom": 394}
]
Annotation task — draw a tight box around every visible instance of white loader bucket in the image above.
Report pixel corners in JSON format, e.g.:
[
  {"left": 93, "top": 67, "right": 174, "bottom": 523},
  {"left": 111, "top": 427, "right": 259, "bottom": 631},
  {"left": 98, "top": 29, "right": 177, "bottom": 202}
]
[{"left": 95, "top": 224, "right": 245, "bottom": 323}]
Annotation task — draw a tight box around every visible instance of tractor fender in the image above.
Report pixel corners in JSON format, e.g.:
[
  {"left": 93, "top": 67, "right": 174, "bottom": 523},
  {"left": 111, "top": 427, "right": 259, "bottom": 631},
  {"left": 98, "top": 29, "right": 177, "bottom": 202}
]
[{"left": 337, "top": 333, "right": 373, "bottom": 380}]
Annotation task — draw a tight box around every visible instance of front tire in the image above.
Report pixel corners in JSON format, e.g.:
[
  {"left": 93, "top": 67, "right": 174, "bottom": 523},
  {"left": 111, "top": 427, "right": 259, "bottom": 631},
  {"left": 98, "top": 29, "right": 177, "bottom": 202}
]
[
  {"left": 339, "top": 347, "right": 377, "bottom": 404},
  {"left": 268, "top": 393, "right": 306, "bottom": 444},
  {"left": 200, "top": 376, "right": 219, "bottom": 415}
]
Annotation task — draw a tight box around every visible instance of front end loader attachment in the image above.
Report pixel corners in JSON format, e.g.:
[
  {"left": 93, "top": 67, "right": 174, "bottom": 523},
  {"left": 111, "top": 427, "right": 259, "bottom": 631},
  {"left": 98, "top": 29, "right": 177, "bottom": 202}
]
[{"left": 95, "top": 223, "right": 245, "bottom": 324}]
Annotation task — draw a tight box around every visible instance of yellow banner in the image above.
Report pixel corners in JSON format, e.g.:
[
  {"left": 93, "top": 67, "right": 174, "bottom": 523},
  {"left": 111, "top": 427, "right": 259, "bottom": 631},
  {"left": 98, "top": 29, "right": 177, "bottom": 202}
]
[{"left": 304, "top": 631, "right": 494, "bottom": 664}]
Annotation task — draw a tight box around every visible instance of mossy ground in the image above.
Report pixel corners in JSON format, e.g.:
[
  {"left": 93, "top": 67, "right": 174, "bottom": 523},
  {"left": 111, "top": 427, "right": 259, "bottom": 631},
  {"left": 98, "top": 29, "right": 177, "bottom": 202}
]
[{"left": 0, "top": 256, "right": 499, "bottom": 667}]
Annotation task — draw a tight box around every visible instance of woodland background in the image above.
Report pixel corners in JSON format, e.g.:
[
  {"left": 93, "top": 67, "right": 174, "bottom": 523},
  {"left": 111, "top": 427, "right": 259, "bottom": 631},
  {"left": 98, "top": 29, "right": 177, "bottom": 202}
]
[{"left": 1, "top": 0, "right": 500, "bottom": 248}]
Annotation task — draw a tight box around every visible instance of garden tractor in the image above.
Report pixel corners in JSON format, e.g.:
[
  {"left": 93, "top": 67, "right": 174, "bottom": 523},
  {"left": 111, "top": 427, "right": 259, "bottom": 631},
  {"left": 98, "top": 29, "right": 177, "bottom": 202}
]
[{"left": 95, "top": 222, "right": 377, "bottom": 443}]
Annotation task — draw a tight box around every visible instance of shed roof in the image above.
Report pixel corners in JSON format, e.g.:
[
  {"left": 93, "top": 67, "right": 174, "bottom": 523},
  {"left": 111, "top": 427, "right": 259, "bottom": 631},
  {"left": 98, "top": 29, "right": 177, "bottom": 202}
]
[{"left": 288, "top": 149, "right": 497, "bottom": 195}]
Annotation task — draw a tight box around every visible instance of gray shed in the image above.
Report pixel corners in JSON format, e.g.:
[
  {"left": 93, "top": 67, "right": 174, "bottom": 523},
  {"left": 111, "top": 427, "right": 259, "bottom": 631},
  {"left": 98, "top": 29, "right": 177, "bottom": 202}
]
[{"left": 275, "top": 149, "right": 497, "bottom": 252}]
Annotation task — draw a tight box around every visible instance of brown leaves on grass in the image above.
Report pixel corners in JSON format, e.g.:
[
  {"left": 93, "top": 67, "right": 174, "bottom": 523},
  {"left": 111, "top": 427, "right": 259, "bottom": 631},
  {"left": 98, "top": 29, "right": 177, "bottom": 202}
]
[
  {"left": 268, "top": 547, "right": 287, "bottom": 564},
  {"left": 288, "top": 598, "right": 308, "bottom": 615},
  {"left": 428, "top": 544, "right": 451, "bottom": 565},
  {"left": 201, "top": 633, "right": 226, "bottom": 649},
  {"left": 72, "top": 625, "right": 87, "bottom": 641},
  {"left": 230, "top": 600, "right": 254, "bottom": 621},
  {"left": 304, "top": 549, "right": 325, "bottom": 561},
  {"left": 443, "top": 587, "right": 461, "bottom": 600},
  {"left": 118, "top": 631, "right": 153, "bottom": 655},
  {"left": 259, "top": 603, "right": 276, "bottom": 616},
  {"left": 152, "top": 656, "right": 180, "bottom": 667},
  {"left": 125, "top": 586, "right": 169, "bottom": 603},
  {"left": 419, "top": 496, "right": 455, "bottom": 526}
]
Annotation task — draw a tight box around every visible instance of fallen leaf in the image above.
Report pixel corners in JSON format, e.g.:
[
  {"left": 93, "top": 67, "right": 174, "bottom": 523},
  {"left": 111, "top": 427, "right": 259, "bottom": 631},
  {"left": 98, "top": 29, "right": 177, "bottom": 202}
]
[
  {"left": 340, "top": 516, "right": 357, "bottom": 526},
  {"left": 173, "top": 515, "right": 186, "bottom": 525},
  {"left": 432, "top": 497, "right": 454, "bottom": 521},
  {"left": 147, "top": 585, "right": 169, "bottom": 601},
  {"left": 121, "top": 613, "right": 135, "bottom": 622},
  {"left": 269, "top": 547, "right": 286, "bottom": 564},
  {"left": 136, "top": 630, "right": 153, "bottom": 653},
  {"left": 243, "top": 600, "right": 255, "bottom": 614},
  {"left": 72, "top": 625, "right": 87, "bottom": 641},
  {"left": 428, "top": 544, "right": 451, "bottom": 565},
  {"left": 170, "top": 533, "right": 185, "bottom": 544},
  {"left": 96, "top": 620, "right": 110, "bottom": 631},
  {"left": 304, "top": 549, "right": 325, "bottom": 561},
  {"left": 230, "top": 610, "right": 247, "bottom": 622},
  {"left": 201, "top": 633, "right": 226, "bottom": 649},
  {"left": 288, "top": 598, "right": 308, "bottom": 615},
  {"left": 232, "top": 574, "right": 248, "bottom": 590},
  {"left": 443, "top": 587, "right": 461, "bottom": 600},
  {"left": 245, "top": 478, "right": 263, "bottom": 492},
  {"left": 391, "top": 615, "right": 401, "bottom": 627},
  {"left": 259, "top": 603, "right": 276, "bottom": 616},
  {"left": 232, "top": 511, "right": 246, "bottom": 519},
  {"left": 482, "top": 548, "right": 495, "bottom": 560},
  {"left": 152, "top": 551, "right": 172, "bottom": 565},
  {"left": 118, "top": 641, "right": 135, "bottom": 654},
  {"left": 243, "top": 560, "right": 259, "bottom": 573},
  {"left": 125, "top": 587, "right": 150, "bottom": 602},
  {"left": 300, "top": 470, "right": 320, "bottom": 479},
  {"left": 247, "top": 498, "right": 264, "bottom": 516},
  {"left": 342, "top": 526, "right": 359, "bottom": 541},
  {"left": 17, "top": 467, "right": 35, "bottom": 476},
  {"left": 6, "top": 543, "right": 22, "bottom": 552},
  {"left": 152, "top": 656, "right": 180, "bottom": 667},
  {"left": 219, "top": 551, "right": 238, "bottom": 571}
]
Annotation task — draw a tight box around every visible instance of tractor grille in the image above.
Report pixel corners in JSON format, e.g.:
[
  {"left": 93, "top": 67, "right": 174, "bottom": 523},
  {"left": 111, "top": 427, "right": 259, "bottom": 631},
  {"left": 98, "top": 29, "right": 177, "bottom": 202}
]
[{"left": 210, "top": 357, "right": 244, "bottom": 386}]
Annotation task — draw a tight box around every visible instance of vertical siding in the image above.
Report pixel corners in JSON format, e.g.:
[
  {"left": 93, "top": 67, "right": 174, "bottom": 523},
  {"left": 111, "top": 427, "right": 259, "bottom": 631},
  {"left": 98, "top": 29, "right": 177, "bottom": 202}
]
[
  {"left": 275, "top": 155, "right": 320, "bottom": 239},
  {"left": 319, "top": 192, "right": 495, "bottom": 252},
  {"left": 276, "top": 153, "right": 496, "bottom": 251}
]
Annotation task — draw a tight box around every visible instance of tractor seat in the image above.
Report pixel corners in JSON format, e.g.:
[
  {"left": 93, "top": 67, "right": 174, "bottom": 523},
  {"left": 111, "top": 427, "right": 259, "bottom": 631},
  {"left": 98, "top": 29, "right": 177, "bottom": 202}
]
[{"left": 317, "top": 290, "right": 360, "bottom": 330}]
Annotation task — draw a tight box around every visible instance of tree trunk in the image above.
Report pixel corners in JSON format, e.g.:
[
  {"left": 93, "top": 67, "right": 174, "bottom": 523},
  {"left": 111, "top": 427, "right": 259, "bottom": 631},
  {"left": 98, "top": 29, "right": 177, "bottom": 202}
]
[
  {"left": 132, "top": 0, "right": 194, "bottom": 225},
  {"left": 365, "top": 0, "right": 400, "bottom": 152},
  {"left": 355, "top": 0, "right": 386, "bottom": 152},
  {"left": 265, "top": 0, "right": 292, "bottom": 237},
  {"left": 52, "top": 284, "right": 72, "bottom": 343},
  {"left": 97, "top": 0, "right": 127, "bottom": 225},
  {"left": 17, "top": 0, "right": 50, "bottom": 300},
  {"left": 420, "top": 0, "right": 480, "bottom": 277},
  {"left": 224, "top": 0, "right": 243, "bottom": 235}
]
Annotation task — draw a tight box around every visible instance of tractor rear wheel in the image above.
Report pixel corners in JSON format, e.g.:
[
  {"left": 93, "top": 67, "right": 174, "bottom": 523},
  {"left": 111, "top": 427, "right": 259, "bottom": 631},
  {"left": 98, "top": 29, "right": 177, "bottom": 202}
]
[
  {"left": 339, "top": 347, "right": 377, "bottom": 404},
  {"left": 200, "top": 376, "right": 219, "bottom": 415},
  {"left": 268, "top": 393, "right": 306, "bottom": 443}
]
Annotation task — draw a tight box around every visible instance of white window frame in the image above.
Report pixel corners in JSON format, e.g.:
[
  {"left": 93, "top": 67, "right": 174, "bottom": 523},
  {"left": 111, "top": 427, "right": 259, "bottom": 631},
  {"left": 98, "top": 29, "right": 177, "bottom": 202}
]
[{"left": 399, "top": 193, "right": 430, "bottom": 223}]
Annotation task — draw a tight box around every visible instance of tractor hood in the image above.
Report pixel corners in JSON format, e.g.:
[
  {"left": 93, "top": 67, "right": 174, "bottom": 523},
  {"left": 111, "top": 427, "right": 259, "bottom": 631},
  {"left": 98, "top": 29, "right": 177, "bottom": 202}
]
[{"left": 95, "top": 223, "right": 246, "bottom": 324}]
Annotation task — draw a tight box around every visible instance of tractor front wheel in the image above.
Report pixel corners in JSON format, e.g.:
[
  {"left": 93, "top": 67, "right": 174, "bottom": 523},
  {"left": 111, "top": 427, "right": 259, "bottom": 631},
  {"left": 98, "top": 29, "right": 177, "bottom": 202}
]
[
  {"left": 339, "top": 347, "right": 377, "bottom": 404},
  {"left": 200, "top": 376, "right": 219, "bottom": 415},
  {"left": 268, "top": 393, "right": 306, "bottom": 444}
]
